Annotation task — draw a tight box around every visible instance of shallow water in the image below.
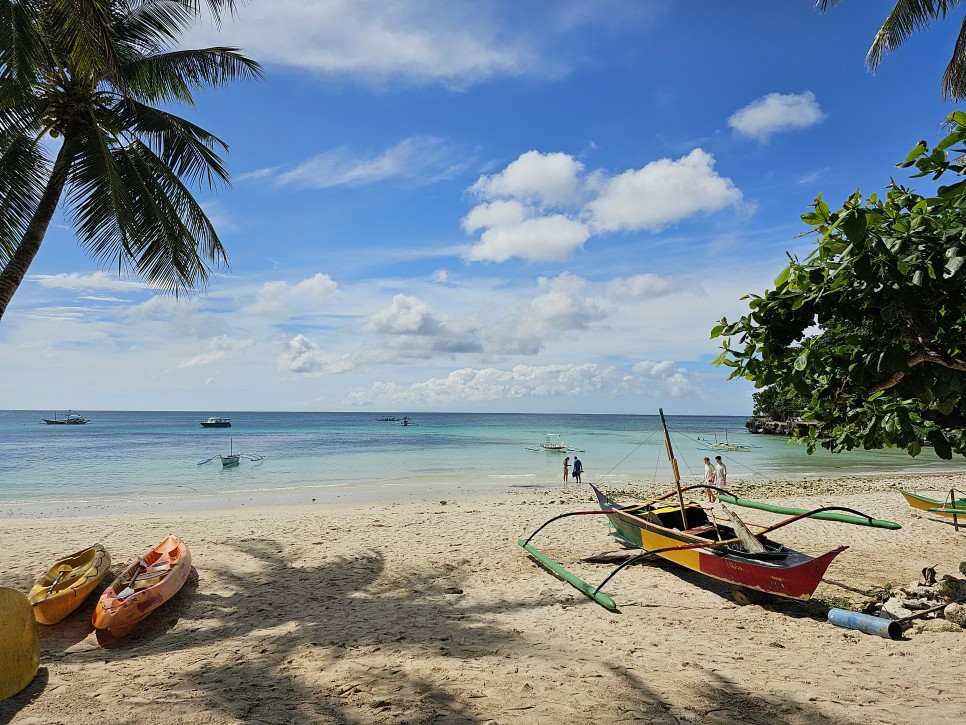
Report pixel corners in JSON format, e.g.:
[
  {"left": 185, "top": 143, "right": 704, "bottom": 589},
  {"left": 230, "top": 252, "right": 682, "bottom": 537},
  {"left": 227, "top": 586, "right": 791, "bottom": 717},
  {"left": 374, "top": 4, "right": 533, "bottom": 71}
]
[{"left": 1, "top": 410, "right": 960, "bottom": 517}]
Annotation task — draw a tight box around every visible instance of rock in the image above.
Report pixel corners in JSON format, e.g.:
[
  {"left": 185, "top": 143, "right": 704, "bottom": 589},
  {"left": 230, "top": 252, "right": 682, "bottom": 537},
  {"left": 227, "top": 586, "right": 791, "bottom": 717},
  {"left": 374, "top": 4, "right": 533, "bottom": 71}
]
[
  {"left": 880, "top": 597, "right": 915, "bottom": 621},
  {"left": 902, "top": 584, "right": 938, "bottom": 598},
  {"left": 960, "top": 562, "right": 966, "bottom": 578},
  {"left": 917, "top": 618, "right": 965, "bottom": 634},
  {"left": 936, "top": 576, "right": 966, "bottom": 603},
  {"left": 944, "top": 602, "right": 966, "bottom": 627},
  {"left": 901, "top": 598, "right": 944, "bottom": 611}
]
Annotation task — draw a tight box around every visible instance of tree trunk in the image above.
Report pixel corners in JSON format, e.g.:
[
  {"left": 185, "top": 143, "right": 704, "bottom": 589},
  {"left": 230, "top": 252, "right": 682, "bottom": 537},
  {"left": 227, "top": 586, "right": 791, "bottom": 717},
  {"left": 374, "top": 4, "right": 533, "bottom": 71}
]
[{"left": 0, "top": 143, "right": 72, "bottom": 321}]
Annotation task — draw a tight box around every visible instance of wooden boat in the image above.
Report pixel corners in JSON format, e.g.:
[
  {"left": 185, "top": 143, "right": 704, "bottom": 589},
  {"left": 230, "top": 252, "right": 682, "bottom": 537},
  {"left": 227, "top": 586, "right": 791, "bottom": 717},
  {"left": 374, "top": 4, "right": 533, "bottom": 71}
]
[
  {"left": 697, "top": 431, "right": 756, "bottom": 452},
  {"left": 92, "top": 534, "right": 191, "bottom": 637},
  {"left": 899, "top": 489, "right": 966, "bottom": 519},
  {"left": 519, "top": 409, "right": 898, "bottom": 611},
  {"left": 42, "top": 410, "right": 88, "bottom": 425},
  {"left": 0, "top": 587, "right": 39, "bottom": 700},
  {"left": 200, "top": 416, "right": 231, "bottom": 428},
  {"left": 27, "top": 544, "right": 111, "bottom": 624},
  {"left": 525, "top": 433, "right": 584, "bottom": 453}
]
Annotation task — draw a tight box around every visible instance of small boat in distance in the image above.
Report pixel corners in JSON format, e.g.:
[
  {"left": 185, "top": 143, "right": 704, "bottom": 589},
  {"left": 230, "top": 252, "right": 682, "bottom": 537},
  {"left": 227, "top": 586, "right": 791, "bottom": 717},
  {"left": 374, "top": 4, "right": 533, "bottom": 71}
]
[
  {"left": 200, "top": 416, "right": 232, "bottom": 428},
  {"left": 697, "top": 431, "right": 756, "bottom": 452},
  {"left": 525, "top": 433, "right": 584, "bottom": 453},
  {"left": 42, "top": 410, "right": 88, "bottom": 425},
  {"left": 220, "top": 438, "right": 240, "bottom": 467}
]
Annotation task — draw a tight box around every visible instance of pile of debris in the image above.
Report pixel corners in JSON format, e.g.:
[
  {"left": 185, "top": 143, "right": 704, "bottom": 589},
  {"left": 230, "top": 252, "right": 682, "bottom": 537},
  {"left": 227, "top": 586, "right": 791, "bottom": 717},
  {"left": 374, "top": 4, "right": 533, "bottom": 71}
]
[{"left": 871, "top": 563, "right": 966, "bottom": 633}]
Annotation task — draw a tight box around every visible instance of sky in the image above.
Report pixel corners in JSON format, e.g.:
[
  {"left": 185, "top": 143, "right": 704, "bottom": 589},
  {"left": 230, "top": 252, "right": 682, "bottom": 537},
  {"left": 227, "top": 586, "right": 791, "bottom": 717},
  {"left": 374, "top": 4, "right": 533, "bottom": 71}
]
[{"left": 1, "top": 0, "right": 961, "bottom": 414}]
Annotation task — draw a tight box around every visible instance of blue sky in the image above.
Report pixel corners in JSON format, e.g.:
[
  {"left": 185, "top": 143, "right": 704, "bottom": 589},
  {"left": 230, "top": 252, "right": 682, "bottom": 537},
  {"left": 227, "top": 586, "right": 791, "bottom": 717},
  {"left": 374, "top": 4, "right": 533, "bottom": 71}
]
[{"left": 1, "top": 0, "right": 960, "bottom": 414}]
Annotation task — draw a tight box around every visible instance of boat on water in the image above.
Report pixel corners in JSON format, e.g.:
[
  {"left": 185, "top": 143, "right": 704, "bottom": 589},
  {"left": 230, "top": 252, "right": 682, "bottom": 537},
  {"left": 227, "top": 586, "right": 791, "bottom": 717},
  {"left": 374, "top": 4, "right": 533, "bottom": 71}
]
[
  {"left": 92, "top": 534, "right": 191, "bottom": 638},
  {"left": 200, "top": 416, "right": 232, "bottom": 428},
  {"left": 899, "top": 489, "right": 966, "bottom": 519},
  {"left": 519, "top": 409, "right": 899, "bottom": 611},
  {"left": 42, "top": 411, "right": 88, "bottom": 425},
  {"left": 697, "top": 431, "right": 756, "bottom": 452},
  {"left": 197, "top": 438, "right": 263, "bottom": 468},
  {"left": 27, "top": 544, "right": 111, "bottom": 625},
  {"left": 525, "top": 433, "right": 584, "bottom": 453}
]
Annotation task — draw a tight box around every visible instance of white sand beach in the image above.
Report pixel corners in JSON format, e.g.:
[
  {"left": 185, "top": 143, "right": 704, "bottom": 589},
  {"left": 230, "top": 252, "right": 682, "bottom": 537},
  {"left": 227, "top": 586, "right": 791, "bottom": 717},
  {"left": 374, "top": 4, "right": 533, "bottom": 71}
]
[{"left": 2, "top": 473, "right": 965, "bottom": 724}]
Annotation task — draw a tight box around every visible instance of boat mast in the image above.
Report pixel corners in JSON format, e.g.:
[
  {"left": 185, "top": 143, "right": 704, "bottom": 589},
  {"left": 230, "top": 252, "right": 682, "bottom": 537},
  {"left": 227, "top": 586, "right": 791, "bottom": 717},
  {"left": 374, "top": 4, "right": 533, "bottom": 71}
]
[{"left": 659, "top": 408, "right": 689, "bottom": 529}]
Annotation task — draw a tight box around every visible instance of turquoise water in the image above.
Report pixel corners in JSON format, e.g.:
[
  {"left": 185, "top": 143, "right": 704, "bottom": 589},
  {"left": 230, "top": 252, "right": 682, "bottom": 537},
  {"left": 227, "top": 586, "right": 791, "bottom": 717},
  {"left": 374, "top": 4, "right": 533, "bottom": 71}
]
[{"left": 1, "top": 410, "right": 961, "bottom": 516}]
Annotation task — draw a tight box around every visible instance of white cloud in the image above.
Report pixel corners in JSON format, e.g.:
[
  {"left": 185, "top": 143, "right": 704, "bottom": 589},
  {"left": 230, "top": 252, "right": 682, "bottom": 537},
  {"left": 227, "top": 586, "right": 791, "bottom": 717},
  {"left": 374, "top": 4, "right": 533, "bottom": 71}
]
[
  {"left": 585, "top": 149, "right": 742, "bottom": 233},
  {"left": 363, "top": 294, "right": 443, "bottom": 335},
  {"left": 345, "top": 358, "right": 697, "bottom": 405},
  {"left": 728, "top": 91, "right": 825, "bottom": 142},
  {"left": 31, "top": 271, "right": 150, "bottom": 292},
  {"left": 471, "top": 150, "right": 584, "bottom": 205},
  {"left": 176, "top": 335, "right": 255, "bottom": 368},
  {"left": 244, "top": 273, "right": 338, "bottom": 316},
  {"left": 463, "top": 148, "right": 741, "bottom": 261},
  {"left": 186, "top": 1, "right": 535, "bottom": 88},
  {"left": 265, "top": 136, "right": 464, "bottom": 189},
  {"left": 605, "top": 273, "right": 697, "bottom": 300}
]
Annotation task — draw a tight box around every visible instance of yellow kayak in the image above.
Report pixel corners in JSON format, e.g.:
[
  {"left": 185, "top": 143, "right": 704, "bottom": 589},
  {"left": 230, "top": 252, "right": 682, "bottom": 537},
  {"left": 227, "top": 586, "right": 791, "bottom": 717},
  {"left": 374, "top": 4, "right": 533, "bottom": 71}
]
[{"left": 27, "top": 544, "right": 112, "bottom": 625}]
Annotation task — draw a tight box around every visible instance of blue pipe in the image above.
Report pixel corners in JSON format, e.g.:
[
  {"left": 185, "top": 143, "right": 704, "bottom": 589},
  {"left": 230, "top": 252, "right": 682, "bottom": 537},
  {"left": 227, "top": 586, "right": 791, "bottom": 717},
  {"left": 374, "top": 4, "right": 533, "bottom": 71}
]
[{"left": 827, "top": 608, "right": 902, "bottom": 639}]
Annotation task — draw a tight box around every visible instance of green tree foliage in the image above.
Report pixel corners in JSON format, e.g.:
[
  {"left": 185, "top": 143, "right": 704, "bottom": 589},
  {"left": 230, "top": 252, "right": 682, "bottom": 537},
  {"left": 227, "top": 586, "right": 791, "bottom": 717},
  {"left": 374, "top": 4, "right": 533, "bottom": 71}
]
[
  {"left": 0, "top": 0, "right": 261, "bottom": 320},
  {"left": 819, "top": 0, "right": 966, "bottom": 100},
  {"left": 713, "top": 112, "right": 966, "bottom": 459},
  {"left": 751, "top": 385, "right": 808, "bottom": 421}
]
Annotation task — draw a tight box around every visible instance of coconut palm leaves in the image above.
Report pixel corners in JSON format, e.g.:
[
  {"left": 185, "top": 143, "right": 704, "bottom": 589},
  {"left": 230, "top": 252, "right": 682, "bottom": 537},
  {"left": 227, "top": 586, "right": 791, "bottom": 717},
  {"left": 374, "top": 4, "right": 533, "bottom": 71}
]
[
  {"left": 0, "top": 0, "right": 261, "bottom": 320},
  {"left": 818, "top": 0, "right": 966, "bottom": 100}
]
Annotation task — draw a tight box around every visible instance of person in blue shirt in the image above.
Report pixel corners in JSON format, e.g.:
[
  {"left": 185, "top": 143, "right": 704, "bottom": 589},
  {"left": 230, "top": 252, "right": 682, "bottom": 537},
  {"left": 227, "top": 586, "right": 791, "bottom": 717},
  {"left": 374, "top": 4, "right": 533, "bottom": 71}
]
[{"left": 572, "top": 457, "right": 583, "bottom": 483}]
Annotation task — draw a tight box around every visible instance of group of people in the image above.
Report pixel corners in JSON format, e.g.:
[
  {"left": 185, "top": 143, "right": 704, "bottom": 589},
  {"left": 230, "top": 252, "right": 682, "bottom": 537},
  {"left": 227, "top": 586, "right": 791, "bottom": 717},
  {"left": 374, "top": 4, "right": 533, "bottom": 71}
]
[{"left": 563, "top": 456, "right": 582, "bottom": 483}]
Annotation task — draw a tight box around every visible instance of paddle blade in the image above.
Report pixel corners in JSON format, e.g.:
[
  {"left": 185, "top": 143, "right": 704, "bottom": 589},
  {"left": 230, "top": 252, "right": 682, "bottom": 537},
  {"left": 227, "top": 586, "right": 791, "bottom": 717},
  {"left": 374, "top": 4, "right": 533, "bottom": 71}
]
[{"left": 0, "top": 587, "right": 40, "bottom": 700}]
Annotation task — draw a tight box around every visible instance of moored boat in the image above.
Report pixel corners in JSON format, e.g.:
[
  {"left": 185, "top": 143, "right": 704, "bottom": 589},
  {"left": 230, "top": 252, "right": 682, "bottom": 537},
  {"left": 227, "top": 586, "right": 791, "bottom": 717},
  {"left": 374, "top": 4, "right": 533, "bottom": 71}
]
[
  {"left": 200, "top": 416, "right": 231, "bottom": 428},
  {"left": 519, "top": 408, "right": 898, "bottom": 611},
  {"left": 27, "top": 544, "right": 111, "bottom": 624},
  {"left": 899, "top": 489, "right": 966, "bottom": 519},
  {"left": 92, "top": 534, "right": 191, "bottom": 637}
]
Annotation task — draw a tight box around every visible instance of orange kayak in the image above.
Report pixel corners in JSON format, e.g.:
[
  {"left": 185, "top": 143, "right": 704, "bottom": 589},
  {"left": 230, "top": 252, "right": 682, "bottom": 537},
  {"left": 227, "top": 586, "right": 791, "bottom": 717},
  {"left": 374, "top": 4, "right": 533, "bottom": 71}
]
[
  {"left": 92, "top": 534, "right": 191, "bottom": 637},
  {"left": 28, "top": 544, "right": 111, "bottom": 624}
]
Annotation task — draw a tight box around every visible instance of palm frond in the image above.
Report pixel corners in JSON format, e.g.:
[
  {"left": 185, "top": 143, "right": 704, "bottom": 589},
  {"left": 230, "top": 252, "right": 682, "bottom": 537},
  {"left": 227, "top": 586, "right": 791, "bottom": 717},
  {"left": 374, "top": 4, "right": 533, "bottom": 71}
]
[
  {"left": 0, "top": 127, "right": 48, "bottom": 262},
  {"left": 111, "top": 98, "right": 230, "bottom": 188},
  {"left": 866, "top": 1, "right": 952, "bottom": 71},
  {"left": 943, "top": 16, "right": 966, "bottom": 98},
  {"left": 0, "top": 0, "right": 48, "bottom": 84},
  {"left": 123, "top": 47, "right": 262, "bottom": 106}
]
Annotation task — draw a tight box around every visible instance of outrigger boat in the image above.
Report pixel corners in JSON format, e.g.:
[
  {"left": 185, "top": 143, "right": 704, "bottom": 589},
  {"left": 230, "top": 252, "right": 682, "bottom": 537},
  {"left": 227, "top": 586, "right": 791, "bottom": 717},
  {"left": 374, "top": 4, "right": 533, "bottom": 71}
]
[
  {"left": 525, "top": 433, "right": 584, "bottom": 453},
  {"left": 697, "top": 431, "right": 757, "bottom": 452},
  {"left": 518, "top": 409, "right": 900, "bottom": 612},
  {"left": 899, "top": 489, "right": 966, "bottom": 519}
]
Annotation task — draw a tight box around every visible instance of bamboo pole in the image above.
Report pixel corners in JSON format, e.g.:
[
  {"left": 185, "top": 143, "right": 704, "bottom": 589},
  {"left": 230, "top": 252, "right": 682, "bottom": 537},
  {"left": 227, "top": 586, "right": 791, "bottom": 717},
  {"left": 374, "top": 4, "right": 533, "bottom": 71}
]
[{"left": 659, "top": 408, "right": 688, "bottom": 530}]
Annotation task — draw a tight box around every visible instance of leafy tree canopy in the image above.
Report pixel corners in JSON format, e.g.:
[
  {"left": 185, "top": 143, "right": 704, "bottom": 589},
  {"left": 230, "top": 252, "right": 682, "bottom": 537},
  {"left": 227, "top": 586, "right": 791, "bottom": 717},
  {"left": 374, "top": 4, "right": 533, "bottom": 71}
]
[
  {"left": 713, "top": 112, "right": 966, "bottom": 460},
  {"left": 751, "top": 385, "right": 809, "bottom": 422}
]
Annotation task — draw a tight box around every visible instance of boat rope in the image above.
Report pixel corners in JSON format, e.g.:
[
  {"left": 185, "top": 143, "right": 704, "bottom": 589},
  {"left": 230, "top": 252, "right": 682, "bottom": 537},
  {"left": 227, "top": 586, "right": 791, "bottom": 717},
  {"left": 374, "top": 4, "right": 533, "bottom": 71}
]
[{"left": 586, "top": 429, "right": 659, "bottom": 488}]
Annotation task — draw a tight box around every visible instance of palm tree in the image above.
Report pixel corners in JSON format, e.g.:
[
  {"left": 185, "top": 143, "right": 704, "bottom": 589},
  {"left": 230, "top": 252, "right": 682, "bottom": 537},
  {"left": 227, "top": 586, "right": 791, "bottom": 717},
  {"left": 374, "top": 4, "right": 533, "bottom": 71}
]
[
  {"left": 0, "top": 0, "right": 261, "bottom": 320},
  {"left": 818, "top": 0, "right": 966, "bottom": 100}
]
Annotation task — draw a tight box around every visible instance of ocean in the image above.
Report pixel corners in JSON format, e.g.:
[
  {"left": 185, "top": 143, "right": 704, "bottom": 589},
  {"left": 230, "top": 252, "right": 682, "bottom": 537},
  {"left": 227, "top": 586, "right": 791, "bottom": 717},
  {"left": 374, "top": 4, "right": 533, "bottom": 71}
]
[{"left": 1, "top": 410, "right": 961, "bottom": 517}]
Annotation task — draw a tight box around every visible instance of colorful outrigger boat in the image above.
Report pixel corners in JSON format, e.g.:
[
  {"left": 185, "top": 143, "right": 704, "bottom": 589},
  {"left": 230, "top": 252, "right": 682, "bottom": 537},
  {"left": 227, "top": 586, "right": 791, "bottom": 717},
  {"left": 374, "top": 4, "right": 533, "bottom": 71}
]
[
  {"left": 519, "top": 409, "right": 900, "bottom": 612},
  {"left": 899, "top": 489, "right": 966, "bottom": 519}
]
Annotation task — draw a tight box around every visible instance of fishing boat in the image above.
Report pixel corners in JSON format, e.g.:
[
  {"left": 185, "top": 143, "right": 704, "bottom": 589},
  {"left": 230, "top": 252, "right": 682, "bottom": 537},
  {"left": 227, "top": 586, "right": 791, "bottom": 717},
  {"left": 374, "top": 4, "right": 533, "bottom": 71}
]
[
  {"left": 27, "top": 544, "right": 111, "bottom": 625},
  {"left": 197, "top": 438, "right": 263, "bottom": 468},
  {"left": 42, "top": 410, "right": 88, "bottom": 425},
  {"left": 697, "top": 431, "right": 756, "bottom": 452},
  {"left": 200, "top": 416, "right": 232, "bottom": 428},
  {"left": 899, "top": 489, "right": 966, "bottom": 519},
  {"left": 92, "top": 534, "right": 191, "bottom": 638},
  {"left": 519, "top": 409, "right": 899, "bottom": 611}
]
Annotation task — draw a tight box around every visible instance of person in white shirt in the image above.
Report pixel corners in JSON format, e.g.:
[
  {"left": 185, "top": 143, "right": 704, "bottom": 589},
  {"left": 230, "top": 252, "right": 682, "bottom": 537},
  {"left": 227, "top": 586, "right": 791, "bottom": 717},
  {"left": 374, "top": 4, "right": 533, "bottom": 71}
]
[{"left": 713, "top": 456, "right": 727, "bottom": 487}]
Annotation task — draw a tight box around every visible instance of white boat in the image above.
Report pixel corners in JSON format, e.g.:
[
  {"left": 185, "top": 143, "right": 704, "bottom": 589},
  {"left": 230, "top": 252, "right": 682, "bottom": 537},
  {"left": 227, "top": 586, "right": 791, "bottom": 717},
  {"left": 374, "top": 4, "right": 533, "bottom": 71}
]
[
  {"left": 220, "top": 439, "right": 240, "bottom": 467},
  {"left": 200, "top": 416, "right": 232, "bottom": 428},
  {"left": 526, "top": 433, "right": 584, "bottom": 453},
  {"left": 697, "top": 431, "right": 757, "bottom": 452}
]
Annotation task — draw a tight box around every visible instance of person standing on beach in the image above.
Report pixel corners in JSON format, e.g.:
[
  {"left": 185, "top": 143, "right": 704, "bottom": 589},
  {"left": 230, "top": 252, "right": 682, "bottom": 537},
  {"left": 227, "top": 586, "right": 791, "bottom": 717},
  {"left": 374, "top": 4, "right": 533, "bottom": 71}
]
[
  {"left": 714, "top": 456, "right": 727, "bottom": 487},
  {"left": 563, "top": 456, "right": 570, "bottom": 483},
  {"left": 572, "top": 456, "right": 583, "bottom": 484},
  {"left": 703, "top": 456, "right": 715, "bottom": 500}
]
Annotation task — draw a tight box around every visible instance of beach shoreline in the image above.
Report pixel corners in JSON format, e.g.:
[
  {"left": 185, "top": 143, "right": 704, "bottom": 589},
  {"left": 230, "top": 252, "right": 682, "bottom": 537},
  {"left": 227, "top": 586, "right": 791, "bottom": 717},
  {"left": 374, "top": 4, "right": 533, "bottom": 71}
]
[{"left": 2, "top": 474, "right": 965, "bottom": 724}]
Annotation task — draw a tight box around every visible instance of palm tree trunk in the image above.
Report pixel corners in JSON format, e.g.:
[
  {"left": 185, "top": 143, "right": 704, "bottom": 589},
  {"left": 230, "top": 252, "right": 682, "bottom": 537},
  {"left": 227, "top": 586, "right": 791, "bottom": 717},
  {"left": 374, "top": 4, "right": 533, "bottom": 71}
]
[{"left": 0, "top": 144, "right": 72, "bottom": 321}]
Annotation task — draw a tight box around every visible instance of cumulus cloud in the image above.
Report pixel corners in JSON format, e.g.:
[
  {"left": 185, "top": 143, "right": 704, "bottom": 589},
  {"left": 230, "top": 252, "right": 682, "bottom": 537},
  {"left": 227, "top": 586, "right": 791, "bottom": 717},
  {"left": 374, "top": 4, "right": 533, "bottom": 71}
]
[
  {"left": 266, "top": 136, "right": 465, "bottom": 190},
  {"left": 728, "top": 91, "right": 825, "bottom": 142},
  {"left": 345, "top": 359, "right": 697, "bottom": 405},
  {"left": 244, "top": 273, "right": 338, "bottom": 316},
  {"left": 585, "top": 149, "right": 742, "bottom": 233},
  {"left": 363, "top": 294, "right": 443, "bottom": 335},
  {"left": 463, "top": 149, "right": 741, "bottom": 261},
  {"left": 471, "top": 150, "right": 584, "bottom": 205}
]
